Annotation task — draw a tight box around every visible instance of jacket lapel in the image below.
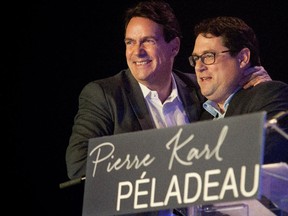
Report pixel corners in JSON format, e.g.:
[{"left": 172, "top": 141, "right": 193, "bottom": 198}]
[
  {"left": 174, "top": 72, "right": 203, "bottom": 123},
  {"left": 123, "top": 70, "right": 155, "bottom": 130}
]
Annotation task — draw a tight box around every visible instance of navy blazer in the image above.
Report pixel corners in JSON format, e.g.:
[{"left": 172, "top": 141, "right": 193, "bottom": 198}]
[
  {"left": 200, "top": 80, "right": 288, "bottom": 164},
  {"left": 66, "top": 69, "right": 205, "bottom": 179}
]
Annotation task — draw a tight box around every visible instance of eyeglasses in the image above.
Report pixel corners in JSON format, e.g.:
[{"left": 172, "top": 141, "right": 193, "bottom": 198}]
[{"left": 188, "top": 50, "right": 230, "bottom": 67}]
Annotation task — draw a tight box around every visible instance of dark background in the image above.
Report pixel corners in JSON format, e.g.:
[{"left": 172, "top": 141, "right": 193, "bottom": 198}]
[{"left": 18, "top": 0, "right": 287, "bottom": 215}]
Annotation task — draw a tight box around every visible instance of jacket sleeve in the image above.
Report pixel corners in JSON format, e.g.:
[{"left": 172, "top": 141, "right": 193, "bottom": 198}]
[{"left": 66, "top": 81, "right": 114, "bottom": 179}]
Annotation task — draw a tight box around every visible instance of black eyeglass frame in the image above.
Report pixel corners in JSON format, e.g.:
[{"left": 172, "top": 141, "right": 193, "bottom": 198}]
[{"left": 188, "top": 50, "right": 230, "bottom": 67}]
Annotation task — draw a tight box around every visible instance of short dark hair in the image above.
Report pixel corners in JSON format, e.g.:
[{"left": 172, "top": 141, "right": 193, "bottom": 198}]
[
  {"left": 124, "top": 0, "right": 182, "bottom": 42},
  {"left": 194, "top": 16, "right": 261, "bottom": 66}
]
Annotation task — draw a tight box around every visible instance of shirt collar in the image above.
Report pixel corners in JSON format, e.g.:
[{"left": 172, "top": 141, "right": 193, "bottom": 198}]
[
  {"left": 203, "top": 87, "right": 241, "bottom": 118},
  {"left": 139, "top": 75, "right": 179, "bottom": 101}
]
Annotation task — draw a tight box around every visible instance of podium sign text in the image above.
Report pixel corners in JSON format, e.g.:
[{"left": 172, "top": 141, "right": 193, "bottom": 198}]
[{"left": 83, "top": 112, "right": 266, "bottom": 215}]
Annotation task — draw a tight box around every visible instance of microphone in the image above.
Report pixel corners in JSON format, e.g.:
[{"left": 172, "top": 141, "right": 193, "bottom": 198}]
[
  {"left": 267, "top": 110, "right": 288, "bottom": 125},
  {"left": 59, "top": 176, "right": 86, "bottom": 189},
  {"left": 265, "top": 110, "right": 288, "bottom": 140}
]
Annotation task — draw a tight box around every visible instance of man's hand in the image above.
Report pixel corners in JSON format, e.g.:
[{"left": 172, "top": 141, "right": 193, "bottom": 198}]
[{"left": 240, "top": 66, "right": 272, "bottom": 89}]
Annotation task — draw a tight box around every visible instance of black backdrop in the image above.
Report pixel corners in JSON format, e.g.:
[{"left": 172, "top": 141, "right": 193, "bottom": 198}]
[{"left": 18, "top": 0, "right": 287, "bottom": 215}]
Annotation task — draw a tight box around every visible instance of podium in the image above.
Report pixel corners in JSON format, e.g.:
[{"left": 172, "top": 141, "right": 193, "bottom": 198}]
[
  {"left": 57, "top": 111, "right": 287, "bottom": 215},
  {"left": 81, "top": 112, "right": 272, "bottom": 215}
]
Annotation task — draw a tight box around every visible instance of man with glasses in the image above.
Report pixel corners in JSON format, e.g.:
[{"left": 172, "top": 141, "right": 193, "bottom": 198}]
[
  {"left": 190, "top": 16, "right": 288, "bottom": 165},
  {"left": 189, "top": 15, "right": 288, "bottom": 215}
]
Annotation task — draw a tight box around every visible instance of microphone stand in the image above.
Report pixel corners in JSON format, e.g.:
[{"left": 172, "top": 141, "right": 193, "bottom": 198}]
[
  {"left": 266, "top": 121, "right": 288, "bottom": 140},
  {"left": 59, "top": 176, "right": 86, "bottom": 189}
]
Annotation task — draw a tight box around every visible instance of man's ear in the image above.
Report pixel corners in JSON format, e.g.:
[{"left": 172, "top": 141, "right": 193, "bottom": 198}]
[
  {"left": 171, "top": 37, "right": 180, "bottom": 56},
  {"left": 238, "top": 48, "right": 250, "bottom": 68}
]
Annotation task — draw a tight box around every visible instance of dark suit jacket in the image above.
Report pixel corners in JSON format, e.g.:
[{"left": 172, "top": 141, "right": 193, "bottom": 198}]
[
  {"left": 66, "top": 69, "right": 204, "bottom": 179},
  {"left": 200, "top": 80, "right": 288, "bottom": 164}
]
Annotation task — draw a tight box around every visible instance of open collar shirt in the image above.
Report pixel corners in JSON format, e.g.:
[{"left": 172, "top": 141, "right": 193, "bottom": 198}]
[
  {"left": 139, "top": 75, "right": 190, "bottom": 129},
  {"left": 203, "top": 87, "right": 241, "bottom": 119}
]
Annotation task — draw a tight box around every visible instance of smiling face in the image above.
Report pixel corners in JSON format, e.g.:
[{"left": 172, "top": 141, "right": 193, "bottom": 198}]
[
  {"left": 192, "top": 34, "right": 246, "bottom": 105},
  {"left": 124, "top": 17, "right": 180, "bottom": 90}
]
